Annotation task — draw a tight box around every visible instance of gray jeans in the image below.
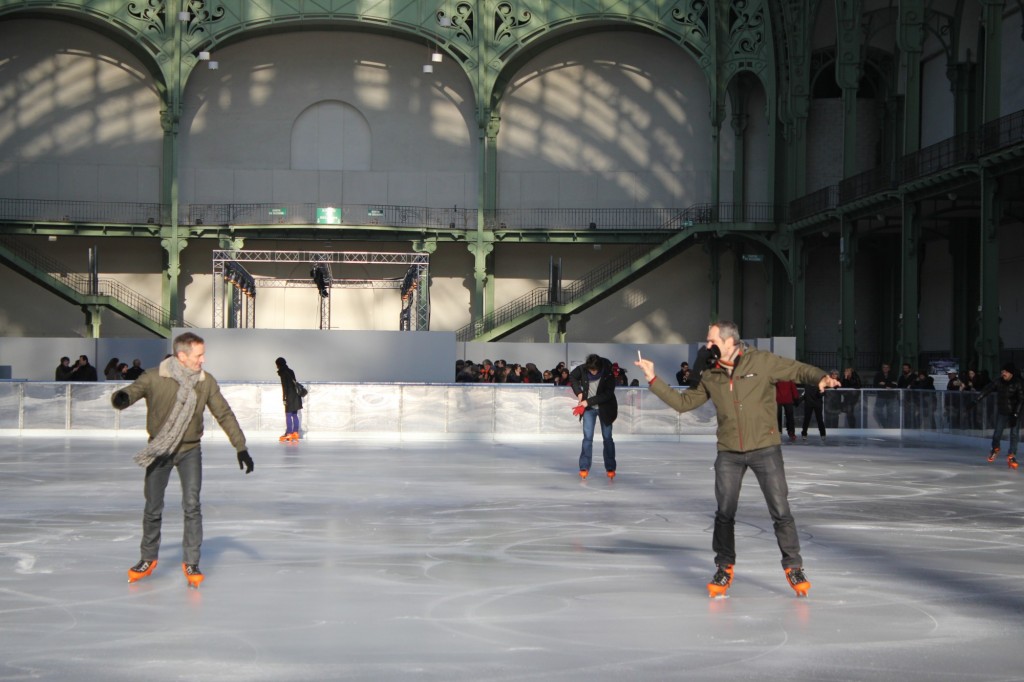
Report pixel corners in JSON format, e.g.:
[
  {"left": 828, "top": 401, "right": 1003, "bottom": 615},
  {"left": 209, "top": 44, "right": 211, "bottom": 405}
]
[
  {"left": 712, "top": 445, "right": 802, "bottom": 569},
  {"left": 141, "top": 446, "right": 203, "bottom": 565}
]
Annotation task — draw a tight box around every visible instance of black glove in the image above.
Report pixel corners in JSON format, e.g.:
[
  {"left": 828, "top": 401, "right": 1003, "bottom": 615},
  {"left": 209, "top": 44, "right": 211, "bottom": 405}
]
[
  {"left": 706, "top": 344, "right": 721, "bottom": 367},
  {"left": 237, "top": 450, "right": 254, "bottom": 474},
  {"left": 112, "top": 391, "right": 130, "bottom": 409}
]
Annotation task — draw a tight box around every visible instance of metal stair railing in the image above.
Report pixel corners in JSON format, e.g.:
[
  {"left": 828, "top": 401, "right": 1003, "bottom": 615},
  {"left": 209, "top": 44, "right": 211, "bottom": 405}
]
[
  {"left": 455, "top": 242, "right": 662, "bottom": 341},
  {"left": 0, "top": 235, "right": 176, "bottom": 330}
]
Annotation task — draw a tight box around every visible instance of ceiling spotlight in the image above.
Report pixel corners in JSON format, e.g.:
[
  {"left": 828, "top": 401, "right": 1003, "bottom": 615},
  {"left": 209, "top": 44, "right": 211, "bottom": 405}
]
[
  {"left": 178, "top": 11, "right": 190, "bottom": 22},
  {"left": 439, "top": 16, "right": 452, "bottom": 27},
  {"left": 431, "top": 51, "right": 443, "bottom": 63},
  {"left": 422, "top": 64, "right": 433, "bottom": 73},
  {"left": 208, "top": 61, "right": 219, "bottom": 70},
  {"left": 198, "top": 51, "right": 210, "bottom": 61}
]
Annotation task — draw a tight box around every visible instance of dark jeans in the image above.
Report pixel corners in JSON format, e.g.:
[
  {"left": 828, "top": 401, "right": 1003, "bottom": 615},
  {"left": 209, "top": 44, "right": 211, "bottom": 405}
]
[
  {"left": 579, "top": 407, "right": 615, "bottom": 472},
  {"left": 712, "top": 445, "right": 802, "bottom": 569},
  {"left": 141, "top": 446, "right": 203, "bottom": 565},
  {"left": 801, "top": 402, "right": 825, "bottom": 437},
  {"left": 776, "top": 403, "right": 795, "bottom": 436},
  {"left": 991, "top": 413, "right": 1020, "bottom": 455}
]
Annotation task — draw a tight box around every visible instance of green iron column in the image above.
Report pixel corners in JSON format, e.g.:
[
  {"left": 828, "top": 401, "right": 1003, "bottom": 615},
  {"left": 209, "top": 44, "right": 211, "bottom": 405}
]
[
  {"left": 949, "top": 221, "right": 976, "bottom": 368},
  {"left": 977, "top": 170, "right": 1001, "bottom": 376},
  {"left": 898, "top": 200, "right": 920, "bottom": 369},
  {"left": 83, "top": 304, "right": 102, "bottom": 339},
  {"left": 839, "top": 216, "right": 858, "bottom": 370},
  {"left": 546, "top": 314, "right": 569, "bottom": 343},
  {"left": 790, "top": 235, "right": 806, "bottom": 358},
  {"left": 731, "top": 110, "right": 748, "bottom": 219},
  {"left": 898, "top": 0, "right": 925, "bottom": 153},
  {"left": 707, "top": 240, "right": 721, "bottom": 322},
  {"left": 159, "top": 1, "right": 192, "bottom": 327},
  {"left": 732, "top": 247, "right": 745, "bottom": 330},
  {"left": 947, "top": 62, "right": 976, "bottom": 134},
  {"left": 980, "top": 0, "right": 1005, "bottom": 123},
  {"left": 836, "top": 0, "right": 864, "bottom": 178}
]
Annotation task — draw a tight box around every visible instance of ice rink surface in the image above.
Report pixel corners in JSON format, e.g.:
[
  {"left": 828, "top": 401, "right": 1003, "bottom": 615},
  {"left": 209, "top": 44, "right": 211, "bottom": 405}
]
[{"left": 1, "top": 433, "right": 1022, "bottom": 682}]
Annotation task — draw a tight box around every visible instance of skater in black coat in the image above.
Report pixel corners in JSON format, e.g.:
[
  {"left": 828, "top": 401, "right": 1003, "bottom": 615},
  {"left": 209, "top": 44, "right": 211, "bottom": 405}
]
[
  {"left": 569, "top": 354, "right": 618, "bottom": 480},
  {"left": 974, "top": 363, "right": 1023, "bottom": 468},
  {"left": 276, "top": 357, "right": 304, "bottom": 441}
]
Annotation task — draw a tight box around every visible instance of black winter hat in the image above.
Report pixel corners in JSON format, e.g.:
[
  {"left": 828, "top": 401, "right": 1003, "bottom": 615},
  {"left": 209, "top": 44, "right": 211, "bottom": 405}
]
[{"left": 1002, "top": 362, "right": 1017, "bottom": 376}]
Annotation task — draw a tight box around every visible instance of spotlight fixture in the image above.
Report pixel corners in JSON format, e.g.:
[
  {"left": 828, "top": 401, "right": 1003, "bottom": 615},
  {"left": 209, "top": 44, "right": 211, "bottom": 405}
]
[
  {"left": 178, "top": 11, "right": 190, "bottom": 22},
  {"left": 198, "top": 51, "right": 210, "bottom": 61},
  {"left": 422, "top": 64, "right": 433, "bottom": 73},
  {"left": 431, "top": 50, "right": 443, "bottom": 63},
  {"left": 208, "top": 61, "right": 219, "bottom": 70}
]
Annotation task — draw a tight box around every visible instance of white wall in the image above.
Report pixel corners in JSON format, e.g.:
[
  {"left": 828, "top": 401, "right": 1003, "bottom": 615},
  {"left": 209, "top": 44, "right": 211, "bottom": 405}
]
[
  {"left": 497, "top": 31, "right": 713, "bottom": 209},
  {"left": 179, "top": 31, "right": 479, "bottom": 208},
  {"left": 0, "top": 20, "right": 162, "bottom": 201}
]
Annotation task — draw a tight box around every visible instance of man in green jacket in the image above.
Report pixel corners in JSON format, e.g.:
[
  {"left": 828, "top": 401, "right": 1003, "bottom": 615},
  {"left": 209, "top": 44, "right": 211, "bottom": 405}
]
[
  {"left": 635, "top": 321, "right": 839, "bottom": 598},
  {"left": 112, "top": 331, "right": 254, "bottom": 588}
]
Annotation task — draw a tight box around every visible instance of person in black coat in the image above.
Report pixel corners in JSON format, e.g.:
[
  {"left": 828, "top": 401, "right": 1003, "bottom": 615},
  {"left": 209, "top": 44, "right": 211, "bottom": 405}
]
[
  {"left": 975, "top": 363, "right": 1024, "bottom": 467},
  {"left": 569, "top": 354, "right": 618, "bottom": 480},
  {"left": 275, "top": 357, "right": 304, "bottom": 441}
]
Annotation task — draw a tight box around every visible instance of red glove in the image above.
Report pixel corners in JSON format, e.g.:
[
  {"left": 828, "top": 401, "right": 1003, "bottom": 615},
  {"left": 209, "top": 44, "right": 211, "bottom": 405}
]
[{"left": 572, "top": 404, "right": 586, "bottom": 417}]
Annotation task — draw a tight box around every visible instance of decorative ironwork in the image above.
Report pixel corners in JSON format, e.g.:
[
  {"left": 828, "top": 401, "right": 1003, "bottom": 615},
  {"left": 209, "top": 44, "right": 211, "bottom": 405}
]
[
  {"left": 729, "top": 0, "right": 766, "bottom": 57},
  {"left": 127, "top": 0, "right": 166, "bottom": 34},
  {"left": 494, "top": 3, "right": 531, "bottom": 42},
  {"left": 671, "top": 0, "right": 710, "bottom": 43},
  {"left": 181, "top": 0, "right": 225, "bottom": 38},
  {"left": 438, "top": 2, "right": 474, "bottom": 42}
]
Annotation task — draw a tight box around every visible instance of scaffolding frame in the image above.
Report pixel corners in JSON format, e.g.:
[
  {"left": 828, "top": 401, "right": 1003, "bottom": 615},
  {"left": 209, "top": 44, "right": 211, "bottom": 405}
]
[{"left": 212, "top": 250, "right": 430, "bottom": 330}]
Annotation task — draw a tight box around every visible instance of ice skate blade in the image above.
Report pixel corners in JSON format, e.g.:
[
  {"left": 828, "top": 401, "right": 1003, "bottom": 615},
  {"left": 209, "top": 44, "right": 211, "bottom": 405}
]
[{"left": 708, "top": 592, "right": 730, "bottom": 599}]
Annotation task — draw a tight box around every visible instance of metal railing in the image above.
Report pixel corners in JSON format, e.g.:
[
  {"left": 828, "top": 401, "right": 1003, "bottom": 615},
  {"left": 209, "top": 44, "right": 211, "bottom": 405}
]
[
  {"left": 0, "top": 234, "right": 174, "bottom": 329},
  {"left": 789, "top": 185, "right": 839, "bottom": 222},
  {"left": 1, "top": 200, "right": 777, "bottom": 231},
  {"left": 793, "top": 106, "right": 1024, "bottom": 219},
  {"left": 456, "top": 242, "right": 656, "bottom": 340},
  {"left": 0, "top": 198, "right": 166, "bottom": 224}
]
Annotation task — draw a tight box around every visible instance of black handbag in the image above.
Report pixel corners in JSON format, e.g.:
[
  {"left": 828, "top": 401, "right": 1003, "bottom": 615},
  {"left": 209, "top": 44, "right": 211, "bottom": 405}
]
[{"left": 294, "top": 380, "right": 308, "bottom": 398}]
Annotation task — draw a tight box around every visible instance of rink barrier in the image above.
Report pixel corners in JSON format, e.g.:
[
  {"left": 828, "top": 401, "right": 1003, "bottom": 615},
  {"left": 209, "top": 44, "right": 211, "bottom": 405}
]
[{"left": 0, "top": 383, "right": 999, "bottom": 441}]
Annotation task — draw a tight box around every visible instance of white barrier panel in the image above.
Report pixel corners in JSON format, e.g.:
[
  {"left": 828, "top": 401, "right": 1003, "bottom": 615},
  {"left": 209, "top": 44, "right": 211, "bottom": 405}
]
[{"left": 0, "top": 383, "right": 998, "bottom": 441}]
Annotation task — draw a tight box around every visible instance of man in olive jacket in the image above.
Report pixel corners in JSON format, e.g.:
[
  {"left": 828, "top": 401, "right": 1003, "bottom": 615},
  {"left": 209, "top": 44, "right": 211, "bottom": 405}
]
[
  {"left": 635, "top": 321, "right": 839, "bottom": 598},
  {"left": 112, "top": 332, "right": 254, "bottom": 588}
]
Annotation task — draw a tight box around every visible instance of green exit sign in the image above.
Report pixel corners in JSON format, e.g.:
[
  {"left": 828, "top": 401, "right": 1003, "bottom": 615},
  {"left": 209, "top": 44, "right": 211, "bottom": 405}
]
[
  {"left": 268, "top": 208, "right": 287, "bottom": 216},
  {"left": 316, "top": 207, "right": 341, "bottom": 224}
]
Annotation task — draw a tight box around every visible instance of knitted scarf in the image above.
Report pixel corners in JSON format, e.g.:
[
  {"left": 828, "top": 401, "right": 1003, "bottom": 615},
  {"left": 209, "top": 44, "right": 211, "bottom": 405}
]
[{"left": 133, "top": 359, "right": 202, "bottom": 468}]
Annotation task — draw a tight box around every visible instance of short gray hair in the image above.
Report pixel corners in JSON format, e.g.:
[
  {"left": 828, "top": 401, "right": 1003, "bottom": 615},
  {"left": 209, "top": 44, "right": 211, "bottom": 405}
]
[
  {"left": 173, "top": 332, "right": 205, "bottom": 356},
  {"left": 710, "top": 320, "right": 741, "bottom": 343}
]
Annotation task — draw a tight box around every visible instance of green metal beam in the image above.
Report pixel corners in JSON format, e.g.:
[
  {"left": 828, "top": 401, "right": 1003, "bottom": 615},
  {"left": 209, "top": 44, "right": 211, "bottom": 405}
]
[
  {"left": 839, "top": 217, "right": 857, "bottom": 370},
  {"left": 898, "top": 200, "right": 920, "bottom": 368},
  {"left": 976, "top": 170, "right": 1001, "bottom": 375}
]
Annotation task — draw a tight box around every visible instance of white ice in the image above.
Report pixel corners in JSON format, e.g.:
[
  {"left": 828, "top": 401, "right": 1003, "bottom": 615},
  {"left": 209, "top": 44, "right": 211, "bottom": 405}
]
[{"left": 0, "top": 434, "right": 1022, "bottom": 681}]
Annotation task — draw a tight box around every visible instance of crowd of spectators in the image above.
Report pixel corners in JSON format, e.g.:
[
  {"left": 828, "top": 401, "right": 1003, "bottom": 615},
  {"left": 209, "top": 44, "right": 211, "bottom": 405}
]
[
  {"left": 54, "top": 355, "right": 146, "bottom": 381},
  {"left": 455, "top": 358, "right": 635, "bottom": 386}
]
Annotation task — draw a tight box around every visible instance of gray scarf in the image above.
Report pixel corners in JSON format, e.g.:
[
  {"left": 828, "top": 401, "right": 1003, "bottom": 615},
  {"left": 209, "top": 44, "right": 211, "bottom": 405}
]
[{"left": 133, "top": 359, "right": 202, "bottom": 468}]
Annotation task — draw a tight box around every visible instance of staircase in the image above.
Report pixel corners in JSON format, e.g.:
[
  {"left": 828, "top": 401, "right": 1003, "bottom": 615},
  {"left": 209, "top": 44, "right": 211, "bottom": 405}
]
[
  {"left": 456, "top": 223, "right": 712, "bottom": 342},
  {"left": 0, "top": 235, "right": 175, "bottom": 337}
]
